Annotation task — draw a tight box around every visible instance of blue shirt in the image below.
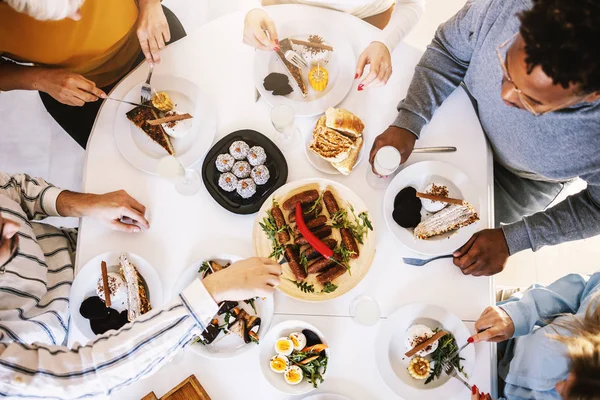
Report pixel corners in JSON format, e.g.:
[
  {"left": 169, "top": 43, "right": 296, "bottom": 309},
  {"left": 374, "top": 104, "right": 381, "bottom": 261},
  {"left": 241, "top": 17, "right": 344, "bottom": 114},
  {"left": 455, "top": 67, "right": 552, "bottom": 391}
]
[{"left": 498, "top": 273, "right": 600, "bottom": 399}]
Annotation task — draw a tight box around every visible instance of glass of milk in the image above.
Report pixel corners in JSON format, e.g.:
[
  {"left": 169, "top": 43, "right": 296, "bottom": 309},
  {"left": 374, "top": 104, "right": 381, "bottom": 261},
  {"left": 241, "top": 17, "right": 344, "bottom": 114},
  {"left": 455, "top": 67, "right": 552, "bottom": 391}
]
[
  {"left": 156, "top": 155, "right": 201, "bottom": 196},
  {"left": 270, "top": 104, "right": 300, "bottom": 151},
  {"left": 366, "top": 146, "right": 402, "bottom": 189},
  {"left": 350, "top": 295, "right": 381, "bottom": 326}
]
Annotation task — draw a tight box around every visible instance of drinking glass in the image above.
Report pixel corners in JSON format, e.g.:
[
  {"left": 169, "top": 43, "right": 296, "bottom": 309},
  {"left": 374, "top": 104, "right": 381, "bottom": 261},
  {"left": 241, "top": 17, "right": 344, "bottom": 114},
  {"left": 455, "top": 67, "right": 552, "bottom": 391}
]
[
  {"left": 157, "top": 156, "right": 202, "bottom": 196},
  {"left": 270, "top": 104, "right": 300, "bottom": 151},
  {"left": 366, "top": 146, "right": 402, "bottom": 189},
  {"left": 349, "top": 295, "right": 381, "bottom": 326}
]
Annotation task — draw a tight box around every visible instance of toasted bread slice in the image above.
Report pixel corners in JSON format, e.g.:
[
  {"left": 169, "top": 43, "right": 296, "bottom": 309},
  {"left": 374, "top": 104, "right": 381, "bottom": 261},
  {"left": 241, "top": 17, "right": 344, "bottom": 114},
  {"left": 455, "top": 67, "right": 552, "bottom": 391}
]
[
  {"left": 413, "top": 202, "right": 479, "bottom": 239},
  {"left": 309, "top": 126, "right": 354, "bottom": 163},
  {"left": 325, "top": 107, "right": 364, "bottom": 139},
  {"left": 276, "top": 38, "right": 308, "bottom": 97},
  {"left": 119, "top": 254, "right": 151, "bottom": 322},
  {"left": 316, "top": 115, "right": 327, "bottom": 129},
  {"left": 332, "top": 136, "right": 363, "bottom": 175},
  {"left": 126, "top": 106, "right": 175, "bottom": 156}
]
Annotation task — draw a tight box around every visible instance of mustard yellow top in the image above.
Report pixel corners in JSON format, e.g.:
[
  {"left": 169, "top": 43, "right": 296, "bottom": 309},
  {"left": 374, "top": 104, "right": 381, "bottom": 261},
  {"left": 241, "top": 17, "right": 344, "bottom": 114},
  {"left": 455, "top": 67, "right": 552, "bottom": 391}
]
[{"left": 0, "top": 0, "right": 141, "bottom": 88}]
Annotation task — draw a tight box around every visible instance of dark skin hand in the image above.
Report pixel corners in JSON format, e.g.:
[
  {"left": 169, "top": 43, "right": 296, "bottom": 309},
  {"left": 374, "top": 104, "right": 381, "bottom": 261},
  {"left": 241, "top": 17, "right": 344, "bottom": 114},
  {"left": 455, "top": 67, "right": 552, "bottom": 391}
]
[
  {"left": 369, "top": 126, "right": 416, "bottom": 174},
  {"left": 453, "top": 228, "right": 510, "bottom": 276}
]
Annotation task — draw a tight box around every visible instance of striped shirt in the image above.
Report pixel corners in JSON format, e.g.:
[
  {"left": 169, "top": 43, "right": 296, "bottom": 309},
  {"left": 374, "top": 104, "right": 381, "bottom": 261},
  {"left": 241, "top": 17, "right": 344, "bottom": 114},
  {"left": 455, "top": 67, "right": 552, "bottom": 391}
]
[{"left": 0, "top": 173, "right": 217, "bottom": 399}]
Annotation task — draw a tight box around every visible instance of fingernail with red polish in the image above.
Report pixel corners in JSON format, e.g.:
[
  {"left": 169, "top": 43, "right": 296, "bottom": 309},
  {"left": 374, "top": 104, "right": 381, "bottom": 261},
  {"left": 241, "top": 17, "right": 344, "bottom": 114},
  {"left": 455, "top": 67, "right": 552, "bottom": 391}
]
[
  {"left": 467, "top": 336, "right": 474, "bottom": 343},
  {"left": 472, "top": 385, "right": 477, "bottom": 394},
  {"left": 357, "top": 84, "right": 364, "bottom": 91},
  {"left": 354, "top": 73, "right": 359, "bottom": 79},
  {"left": 274, "top": 47, "right": 280, "bottom": 52},
  {"left": 275, "top": 39, "right": 279, "bottom": 45}
]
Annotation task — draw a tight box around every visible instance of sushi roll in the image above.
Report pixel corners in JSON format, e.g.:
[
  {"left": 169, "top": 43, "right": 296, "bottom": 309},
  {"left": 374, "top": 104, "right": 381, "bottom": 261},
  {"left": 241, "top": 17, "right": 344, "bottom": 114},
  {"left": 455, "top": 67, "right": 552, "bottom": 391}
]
[
  {"left": 247, "top": 146, "right": 267, "bottom": 166},
  {"left": 251, "top": 165, "right": 270, "bottom": 185},
  {"left": 237, "top": 179, "right": 256, "bottom": 199},
  {"left": 232, "top": 161, "right": 251, "bottom": 179},
  {"left": 218, "top": 173, "right": 237, "bottom": 192},
  {"left": 229, "top": 141, "right": 250, "bottom": 160},
  {"left": 216, "top": 154, "right": 234, "bottom": 172}
]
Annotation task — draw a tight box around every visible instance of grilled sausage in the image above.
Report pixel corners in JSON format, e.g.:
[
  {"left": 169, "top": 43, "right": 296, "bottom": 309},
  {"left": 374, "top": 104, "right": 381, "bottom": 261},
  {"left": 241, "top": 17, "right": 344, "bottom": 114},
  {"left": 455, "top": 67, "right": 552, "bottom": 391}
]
[
  {"left": 271, "top": 206, "right": 290, "bottom": 244},
  {"left": 284, "top": 245, "right": 307, "bottom": 280},
  {"left": 307, "top": 254, "right": 342, "bottom": 274},
  {"left": 282, "top": 190, "right": 320, "bottom": 211},
  {"left": 292, "top": 215, "right": 328, "bottom": 237},
  {"left": 294, "top": 225, "right": 332, "bottom": 245},
  {"left": 340, "top": 228, "right": 360, "bottom": 259},
  {"left": 302, "top": 238, "right": 337, "bottom": 261},
  {"left": 323, "top": 190, "right": 340, "bottom": 215},
  {"left": 317, "top": 264, "right": 347, "bottom": 284},
  {"left": 288, "top": 203, "right": 323, "bottom": 223}
]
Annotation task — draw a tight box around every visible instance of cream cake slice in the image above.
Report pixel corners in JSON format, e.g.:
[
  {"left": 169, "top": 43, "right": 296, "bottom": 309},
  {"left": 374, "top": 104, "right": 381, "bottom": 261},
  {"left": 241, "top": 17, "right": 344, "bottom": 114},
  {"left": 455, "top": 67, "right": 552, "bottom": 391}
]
[
  {"left": 119, "top": 254, "right": 151, "bottom": 321},
  {"left": 413, "top": 202, "right": 479, "bottom": 239}
]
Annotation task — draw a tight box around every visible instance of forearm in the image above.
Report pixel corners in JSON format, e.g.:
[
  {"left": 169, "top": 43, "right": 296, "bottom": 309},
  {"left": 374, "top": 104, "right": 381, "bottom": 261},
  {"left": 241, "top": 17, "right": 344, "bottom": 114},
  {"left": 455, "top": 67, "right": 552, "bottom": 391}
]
[
  {"left": 55, "top": 191, "right": 99, "bottom": 218},
  {"left": 378, "top": 0, "right": 425, "bottom": 51},
  {"left": 0, "top": 61, "right": 48, "bottom": 92}
]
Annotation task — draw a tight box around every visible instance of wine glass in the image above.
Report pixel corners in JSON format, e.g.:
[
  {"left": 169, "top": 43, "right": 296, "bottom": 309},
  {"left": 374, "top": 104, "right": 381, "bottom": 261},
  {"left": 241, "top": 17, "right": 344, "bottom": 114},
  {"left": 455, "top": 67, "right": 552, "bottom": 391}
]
[
  {"left": 270, "top": 104, "right": 300, "bottom": 151},
  {"left": 156, "top": 156, "right": 202, "bottom": 196},
  {"left": 349, "top": 295, "right": 381, "bottom": 326}
]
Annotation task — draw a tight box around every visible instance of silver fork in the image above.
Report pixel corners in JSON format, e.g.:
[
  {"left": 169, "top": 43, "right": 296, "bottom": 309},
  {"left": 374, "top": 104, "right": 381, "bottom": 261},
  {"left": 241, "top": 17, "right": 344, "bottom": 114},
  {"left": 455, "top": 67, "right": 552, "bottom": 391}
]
[
  {"left": 441, "top": 359, "right": 471, "bottom": 390},
  {"left": 284, "top": 49, "right": 308, "bottom": 69},
  {"left": 141, "top": 63, "right": 154, "bottom": 104},
  {"left": 403, "top": 254, "right": 453, "bottom": 266}
]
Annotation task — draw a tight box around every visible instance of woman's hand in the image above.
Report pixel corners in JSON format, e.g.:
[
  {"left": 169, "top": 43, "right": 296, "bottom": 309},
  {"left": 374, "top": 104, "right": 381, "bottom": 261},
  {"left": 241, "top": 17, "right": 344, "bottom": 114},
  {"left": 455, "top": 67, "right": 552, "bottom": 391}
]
[
  {"left": 470, "top": 306, "right": 515, "bottom": 343},
  {"left": 356, "top": 41, "right": 392, "bottom": 90},
  {"left": 202, "top": 258, "right": 282, "bottom": 303},
  {"left": 243, "top": 9, "right": 279, "bottom": 51},
  {"left": 38, "top": 69, "right": 106, "bottom": 106},
  {"left": 137, "top": 0, "right": 170, "bottom": 64},
  {"left": 471, "top": 385, "right": 492, "bottom": 400}
]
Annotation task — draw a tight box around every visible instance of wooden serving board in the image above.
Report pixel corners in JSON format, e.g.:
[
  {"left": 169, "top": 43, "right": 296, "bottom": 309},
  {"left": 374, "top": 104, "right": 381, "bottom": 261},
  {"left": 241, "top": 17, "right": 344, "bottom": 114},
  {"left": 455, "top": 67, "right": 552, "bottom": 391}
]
[
  {"left": 141, "top": 375, "right": 211, "bottom": 400},
  {"left": 252, "top": 178, "right": 376, "bottom": 301}
]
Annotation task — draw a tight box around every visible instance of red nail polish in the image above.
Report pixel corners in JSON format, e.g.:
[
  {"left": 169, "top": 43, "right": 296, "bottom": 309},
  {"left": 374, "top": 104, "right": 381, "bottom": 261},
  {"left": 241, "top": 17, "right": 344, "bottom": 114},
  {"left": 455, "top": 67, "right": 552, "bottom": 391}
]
[
  {"left": 275, "top": 39, "right": 280, "bottom": 45},
  {"left": 467, "top": 337, "right": 474, "bottom": 343},
  {"left": 355, "top": 73, "right": 359, "bottom": 79},
  {"left": 357, "top": 84, "right": 364, "bottom": 91},
  {"left": 274, "top": 47, "right": 280, "bottom": 52},
  {"left": 472, "top": 385, "right": 477, "bottom": 394}
]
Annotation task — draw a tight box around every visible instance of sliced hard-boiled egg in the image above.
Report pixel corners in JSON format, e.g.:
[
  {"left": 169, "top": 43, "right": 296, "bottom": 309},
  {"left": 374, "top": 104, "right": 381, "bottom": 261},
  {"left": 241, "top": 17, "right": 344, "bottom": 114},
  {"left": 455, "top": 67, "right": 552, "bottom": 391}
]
[
  {"left": 289, "top": 332, "right": 307, "bottom": 351},
  {"left": 275, "top": 337, "right": 294, "bottom": 356},
  {"left": 270, "top": 354, "right": 289, "bottom": 374},
  {"left": 284, "top": 365, "right": 304, "bottom": 385}
]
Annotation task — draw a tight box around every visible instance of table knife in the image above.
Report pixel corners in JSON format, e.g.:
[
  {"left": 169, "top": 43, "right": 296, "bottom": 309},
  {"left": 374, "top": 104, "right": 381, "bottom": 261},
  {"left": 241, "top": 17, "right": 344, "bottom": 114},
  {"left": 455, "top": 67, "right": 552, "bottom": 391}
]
[
  {"left": 413, "top": 146, "right": 457, "bottom": 153},
  {"left": 104, "top": 97, "right": 154, "bottom": 108}
]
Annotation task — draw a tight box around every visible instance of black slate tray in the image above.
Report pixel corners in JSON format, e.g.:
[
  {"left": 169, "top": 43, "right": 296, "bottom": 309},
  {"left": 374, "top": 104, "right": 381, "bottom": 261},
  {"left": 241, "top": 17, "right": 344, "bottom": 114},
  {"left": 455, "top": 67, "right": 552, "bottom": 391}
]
[{"left": 202, "top": 130, "right": 288, "bottom": 214}]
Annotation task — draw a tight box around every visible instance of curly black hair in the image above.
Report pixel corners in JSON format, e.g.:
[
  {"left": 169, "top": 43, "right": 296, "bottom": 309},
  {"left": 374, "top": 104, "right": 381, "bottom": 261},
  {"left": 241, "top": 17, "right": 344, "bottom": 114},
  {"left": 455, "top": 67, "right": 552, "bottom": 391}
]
[{"left": 518, "top": 0, "right": 600, "bottom": 94}]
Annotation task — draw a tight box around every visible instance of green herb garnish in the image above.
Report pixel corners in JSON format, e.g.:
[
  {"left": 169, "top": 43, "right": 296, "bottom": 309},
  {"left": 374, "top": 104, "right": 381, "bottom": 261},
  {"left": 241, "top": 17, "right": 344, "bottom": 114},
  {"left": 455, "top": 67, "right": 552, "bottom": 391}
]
[
  {"left": 290, "top": 351, "right": 329, "bottom": 388},
  {"left": 259, "top": 209, "right": 288, "bottom": 259},
  {"left": 286, "top": 279, "right": 315, "bottom": 293},
  {"left": 330, "top": 205, "right": 373, "bottom": 245},
  {"left": 321, "top": 282, "right": 338, "bottom": 293},
  {"left": 425, "top": 330, "right": 467, "bottom": 384},
  {"left": 299, "top": 251, "right": 309, "bottom": 273},
  {"left": 305, "top": 191, "right": 324, "bottom": 218},
  {"left": 244, "top": 298, "right": 258, "bottom": 314},
  {"left": 198, "top": 261, "right": 211, "bottom": 277}
]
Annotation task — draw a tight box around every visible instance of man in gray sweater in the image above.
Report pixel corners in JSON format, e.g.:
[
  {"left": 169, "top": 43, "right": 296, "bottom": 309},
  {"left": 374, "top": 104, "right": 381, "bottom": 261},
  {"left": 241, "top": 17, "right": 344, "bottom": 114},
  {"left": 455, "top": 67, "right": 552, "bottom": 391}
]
[{"left": 370, "top": 0, "right": 600, "bottom": 276}]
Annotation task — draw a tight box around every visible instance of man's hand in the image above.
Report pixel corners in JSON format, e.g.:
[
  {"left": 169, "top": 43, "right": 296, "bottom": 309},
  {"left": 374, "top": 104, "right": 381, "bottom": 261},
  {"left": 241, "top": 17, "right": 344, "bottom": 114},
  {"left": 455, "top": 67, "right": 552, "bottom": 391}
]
[
  {"left": 57, "top": 190, "right": 150, "bottom": 232},
  {"left": 243, "top": 9, "right": 279, "bottom": 51},
  {"left": 137, "top": 0, "right": 170, "bottom": 64},
  {"left": 202, "top": 257, "right": 282, "bottom": 303},
  {"left": 38, "top": 69, "right": 106, "bottom": 106},
  {"left": 470, "top": 306, "right": 515, "bottom": 343},
  {"left": 369, "top": 126, "right": 416, "bottom": 174},
  {"left": 356, "top": 42, "right": 392, "bottom": 90},
  {"left": 453, "top": 228, "right": 510, "bottom": 276}
]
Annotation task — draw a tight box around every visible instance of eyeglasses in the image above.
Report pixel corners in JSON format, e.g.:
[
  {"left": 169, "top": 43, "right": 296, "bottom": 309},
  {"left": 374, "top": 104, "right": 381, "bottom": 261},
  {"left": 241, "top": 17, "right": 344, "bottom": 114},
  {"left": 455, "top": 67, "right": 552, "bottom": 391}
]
[
  {"left": 496, "top": 34, "right": 577, "bottom": 116},
  {"left": 0, "top": 221, "right": 19, "bottom": 272}
]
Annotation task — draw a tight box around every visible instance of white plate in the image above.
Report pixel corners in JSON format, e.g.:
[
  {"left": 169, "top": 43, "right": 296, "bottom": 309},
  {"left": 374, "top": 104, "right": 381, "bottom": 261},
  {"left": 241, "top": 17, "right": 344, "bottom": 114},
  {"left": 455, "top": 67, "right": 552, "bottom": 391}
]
[
  {"left": 376, "top": 303, "right": 475, "bottom": 400},
  {"left": 113, "top": 75, "right": 217, "bottom": 174},
  {"left": 254, "top": 31, "right": 355, "bottom": 117},
  {"left": 259, "top": 320, "right": 330, "bottom": 395},
  {"left": 171, "top": 254, "right": 275, "bottom": 359},
  {"left": 303, "top": 125, "right": 365, "bottom": 175},
  {"left": 70, "top": 252, "right": 163, "bottom": 341},
  {"left": 302, "top": 394, "right": 351, "bottom": 400},
  {"left": 383, "top": 161, "right": 481, "bottom": 256}
]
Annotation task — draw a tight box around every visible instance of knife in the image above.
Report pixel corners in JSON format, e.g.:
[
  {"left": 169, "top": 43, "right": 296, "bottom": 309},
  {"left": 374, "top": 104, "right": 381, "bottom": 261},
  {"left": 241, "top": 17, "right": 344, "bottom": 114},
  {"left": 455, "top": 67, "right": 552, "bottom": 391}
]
[{"left": 104, "top": 97, "right": 154, "bottom": 108}]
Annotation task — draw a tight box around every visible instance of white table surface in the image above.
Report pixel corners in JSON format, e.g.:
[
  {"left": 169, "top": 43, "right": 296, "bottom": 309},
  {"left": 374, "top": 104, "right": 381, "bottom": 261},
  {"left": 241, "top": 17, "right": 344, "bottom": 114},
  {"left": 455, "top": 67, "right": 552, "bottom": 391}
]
[{"left": 74, "top": 5, "right": 496, "bottom": 400}]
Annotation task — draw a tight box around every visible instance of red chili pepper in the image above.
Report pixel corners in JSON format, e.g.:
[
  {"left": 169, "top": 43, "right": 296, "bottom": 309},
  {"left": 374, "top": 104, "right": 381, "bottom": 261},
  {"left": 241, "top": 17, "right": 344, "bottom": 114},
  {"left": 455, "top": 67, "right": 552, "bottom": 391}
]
[{"left": 295, "top": 203, "right": 334, "bottom": 259}]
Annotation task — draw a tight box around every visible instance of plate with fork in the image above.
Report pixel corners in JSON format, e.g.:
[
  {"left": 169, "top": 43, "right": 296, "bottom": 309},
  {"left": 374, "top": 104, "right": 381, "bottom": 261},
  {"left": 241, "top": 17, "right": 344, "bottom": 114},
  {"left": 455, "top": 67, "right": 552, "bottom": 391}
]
[
  {"left": 113, "top": 74, "right": 217, "bottom": 174},
  {"left": 375, "top": 303, "right": 475, "bottom": 400},
  {"left": 254, "top": 26, "right": 355, "bottom": 116}
]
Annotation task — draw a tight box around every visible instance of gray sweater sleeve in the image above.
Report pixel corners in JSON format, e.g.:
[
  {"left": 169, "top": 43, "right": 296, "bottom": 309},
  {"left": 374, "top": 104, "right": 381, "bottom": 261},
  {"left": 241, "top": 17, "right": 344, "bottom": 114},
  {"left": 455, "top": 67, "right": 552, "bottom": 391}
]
[
  {"left": 502, "top": 174, "right": 600, "bottom": 253},
  {"left": 392, "top": 0, "right": 492, "bottom": 136}
]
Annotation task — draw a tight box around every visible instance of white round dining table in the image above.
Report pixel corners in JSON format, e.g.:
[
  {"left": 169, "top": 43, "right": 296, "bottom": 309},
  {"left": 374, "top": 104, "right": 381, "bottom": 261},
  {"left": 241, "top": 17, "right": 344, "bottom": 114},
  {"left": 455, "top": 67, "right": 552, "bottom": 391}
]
[{"left": 73, "top": 5, "right": 497, "bottom": 400}]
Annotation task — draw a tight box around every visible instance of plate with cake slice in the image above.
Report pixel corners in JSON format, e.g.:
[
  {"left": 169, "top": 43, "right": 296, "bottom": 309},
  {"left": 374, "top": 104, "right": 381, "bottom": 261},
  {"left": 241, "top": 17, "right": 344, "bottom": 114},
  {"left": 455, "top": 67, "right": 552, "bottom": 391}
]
[
  {"left": 383, "top": 161, "right": 482, "bottom": 256},
  {"left": 254, "top": 29, "right": 355, "bottom": 116},
  {"left": 113, "top": 75, "right": 216, "bottom": 174},
  {"left": 70, "top": 252, "right": 163, "bottom": 341}
]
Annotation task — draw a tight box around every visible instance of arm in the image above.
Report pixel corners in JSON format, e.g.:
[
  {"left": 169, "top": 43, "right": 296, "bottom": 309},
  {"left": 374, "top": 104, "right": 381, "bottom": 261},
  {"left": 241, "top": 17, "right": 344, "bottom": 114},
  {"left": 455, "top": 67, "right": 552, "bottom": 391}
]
[
  {"left": 498, "top": 273, "right": 590, "bottom": 337},
  {"left": 502, "top": 175, "right": 600, "bottom": 253},
  {"left": 0, "top": 173, "right": 64, "bottom": 221},
  {"left": 377, "top": 0, "right": 425, "bottom": 52},
  {"left": 0, "top": 280, "right": 217, "bottom": 399},
  {"left": 0, "top": 60, "right": 47, "bottom": 92}
]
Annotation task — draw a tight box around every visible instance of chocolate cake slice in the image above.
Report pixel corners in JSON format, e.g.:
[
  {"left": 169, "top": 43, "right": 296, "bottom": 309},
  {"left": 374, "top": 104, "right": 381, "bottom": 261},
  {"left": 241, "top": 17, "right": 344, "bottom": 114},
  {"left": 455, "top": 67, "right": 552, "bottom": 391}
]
[
  {"left": 276, "top": 38, "right": 308, "bottom": 97},
  {"left": 126, "top": 106, "right": 175, "bottom": 156}
]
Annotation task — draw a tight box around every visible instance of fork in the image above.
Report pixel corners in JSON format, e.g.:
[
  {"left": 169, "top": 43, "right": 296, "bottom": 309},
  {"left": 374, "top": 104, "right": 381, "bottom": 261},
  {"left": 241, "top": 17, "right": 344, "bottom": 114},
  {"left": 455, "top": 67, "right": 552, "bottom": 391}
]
[
  {"left": 141, "top": 63, "right": 154, "bottom": 104},
  {"left": 284, "top": 50, "right": 308, "bottom": 69},
  {"left": 402, "top": 254, "right": 453, "bottom": 266},
  {"left": 441, "top": 359, "right": 472, "bottom": 390}
]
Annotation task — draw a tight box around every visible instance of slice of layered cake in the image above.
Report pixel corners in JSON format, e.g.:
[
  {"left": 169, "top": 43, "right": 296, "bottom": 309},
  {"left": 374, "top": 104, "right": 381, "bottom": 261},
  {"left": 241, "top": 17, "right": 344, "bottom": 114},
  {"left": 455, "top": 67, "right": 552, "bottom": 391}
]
[{"left": 413, "top": 202, "right": 479, "bottom": 239}]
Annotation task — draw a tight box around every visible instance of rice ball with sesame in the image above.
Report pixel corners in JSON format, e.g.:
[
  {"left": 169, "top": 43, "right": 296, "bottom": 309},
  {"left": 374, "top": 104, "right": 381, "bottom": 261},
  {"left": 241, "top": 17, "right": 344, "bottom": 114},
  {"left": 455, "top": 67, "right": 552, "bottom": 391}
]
[
  {"left": 251, "top": 165, "right": 270, "bottom": 185},
  {"left": 236, "top": 179, "right": 257, "bottom": 199},
  {"left": 216, "top": 154, "right": 234, "bottom": 172},
  {"left": 232, "top": 161, "right": 251, "bottom": 178},
  {"left": 229, "top": 141, "right": 250, "bottom": 160},
  {"left": 218, "top": 173, "right": 237, "bottom": 192},
  {"left": 247, "top": 146, "right": 267, "bottom": 166}
]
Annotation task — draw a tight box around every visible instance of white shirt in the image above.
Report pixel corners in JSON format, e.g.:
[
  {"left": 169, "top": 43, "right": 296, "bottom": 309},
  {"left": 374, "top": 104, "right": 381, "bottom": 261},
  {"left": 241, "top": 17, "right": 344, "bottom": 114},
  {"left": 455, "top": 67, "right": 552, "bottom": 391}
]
[
  {"left": 0, "top": 173, "right": 218, "bottom": 399},
  {"left": 253, "top": 0, "right": 425, "bottom": 51}
]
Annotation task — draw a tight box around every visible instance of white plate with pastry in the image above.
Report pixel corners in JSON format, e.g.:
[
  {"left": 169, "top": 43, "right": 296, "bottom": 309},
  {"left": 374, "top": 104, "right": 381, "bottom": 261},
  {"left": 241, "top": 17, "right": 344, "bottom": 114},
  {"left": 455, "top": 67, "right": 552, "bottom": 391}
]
[
  {"left": 305, "top": 107, "right": 365, "bottom": 175},
  {"left": 113, "top": 75, "right": 217, "bottom": 174},
  {"left": 384, "top": 161, "right": 482, "bottom": 256},
  {"left": 254, "top": 28, "right": 355, "bottom": 117},
  {"left": 70, "top": 252, "right": 163, "bottom": 341}
]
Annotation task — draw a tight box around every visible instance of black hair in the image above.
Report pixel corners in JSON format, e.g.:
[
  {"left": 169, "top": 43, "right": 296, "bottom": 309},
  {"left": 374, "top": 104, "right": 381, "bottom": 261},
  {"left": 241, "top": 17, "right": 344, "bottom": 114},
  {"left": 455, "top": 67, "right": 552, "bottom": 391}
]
[{"left": 518, "top": 0, "right": 600, "bottom": 94}]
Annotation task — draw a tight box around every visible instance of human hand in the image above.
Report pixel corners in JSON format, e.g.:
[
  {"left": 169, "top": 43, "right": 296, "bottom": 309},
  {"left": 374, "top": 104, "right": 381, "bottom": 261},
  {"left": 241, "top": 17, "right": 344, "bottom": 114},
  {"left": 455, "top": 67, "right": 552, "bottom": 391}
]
[
  {"left": 137, "top": 0, "right": 170, "bottom": 64},
  {"left": 38, "top": 69, "right": 106, "bottom": 106},
  {"left": 470, "top": 306, "right": 515, "bottom": 343},
  {"left": 471, "top": 385, "right": 493, "bottom": 400},
  {"left": 453, "top": 228, "right": 510, "bottom": 276},
  {"left": 356, "top": 41, "right": 392, "bottom": 90},
  {"left": 202, "top": 257, "right": 282, "bottom": 303},
  {"left": 243, "top": 9, "right": 279, "bottom": 51},
  {"left": 369, "top": 126, "right": 416, "bottom": 174}
]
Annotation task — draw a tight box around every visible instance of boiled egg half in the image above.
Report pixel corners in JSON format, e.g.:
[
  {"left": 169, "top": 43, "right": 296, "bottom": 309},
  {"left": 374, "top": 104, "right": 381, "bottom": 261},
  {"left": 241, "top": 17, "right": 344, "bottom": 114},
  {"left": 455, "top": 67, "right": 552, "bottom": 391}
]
[
  {"left": 270, "top": 355, "right": 289, "bottom": 374},
  {"left": 289, "top": 332, "right": 307, "bottom": 351},
  {"left": 284, "top": 365, "right": 304, "bottom": 385},
  {"left": 275, "top": 337, "right": 294, "bottom": 356}
]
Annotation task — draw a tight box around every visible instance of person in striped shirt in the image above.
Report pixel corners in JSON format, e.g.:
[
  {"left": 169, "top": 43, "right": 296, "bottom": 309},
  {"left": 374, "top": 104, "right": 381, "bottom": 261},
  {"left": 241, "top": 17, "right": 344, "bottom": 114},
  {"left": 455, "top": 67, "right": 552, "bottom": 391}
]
[{"left": 0, "top": 172, "right": 281, "bottom": 399}]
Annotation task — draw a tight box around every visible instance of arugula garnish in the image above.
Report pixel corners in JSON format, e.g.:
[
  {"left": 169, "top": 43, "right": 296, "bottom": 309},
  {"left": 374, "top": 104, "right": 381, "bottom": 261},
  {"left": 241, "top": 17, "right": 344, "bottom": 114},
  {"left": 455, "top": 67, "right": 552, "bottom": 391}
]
[
  {"left": 198, "top": 261, "right": 211, "bottom": 277},
  {"left": 286, "top": 279, "right": 315, "bottom": 293},
  {"left": 289, "top": 350, "right": 329, "bottom": 388},
  {"left": 425, "top": 330, "right": 467, "bottom": 384},
  {"left": 331, "top": 205, "right": 373, "bottom": 245},
  {"left": 259, "top": 209, "right": 289, "bottom": 259},
  {"left": 244, "top": 298, "right": 258, "bottom": 314},
  {"left": 320, "top": 282, "right": 338, "bottom": 293},
  {"left": 305, "top": 191, "right": 324, "bottom": 218},
  {"left": 299, "top": 251, "right": 309, "bottom": 273}
]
